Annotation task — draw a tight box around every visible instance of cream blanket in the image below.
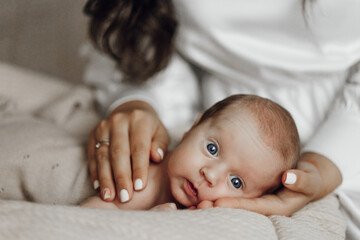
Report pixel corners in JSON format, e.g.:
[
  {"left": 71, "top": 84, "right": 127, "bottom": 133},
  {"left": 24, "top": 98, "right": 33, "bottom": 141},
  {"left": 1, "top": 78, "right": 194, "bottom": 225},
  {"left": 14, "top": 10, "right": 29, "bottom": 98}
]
[{"left": 0, "top": 62, "right": 346, "bottom": 239}]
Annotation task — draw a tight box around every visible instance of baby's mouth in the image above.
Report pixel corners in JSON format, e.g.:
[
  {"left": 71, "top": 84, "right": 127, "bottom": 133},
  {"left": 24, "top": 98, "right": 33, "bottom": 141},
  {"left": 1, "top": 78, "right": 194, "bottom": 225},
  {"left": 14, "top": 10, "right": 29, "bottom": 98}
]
[{"left": 185, "top": 179, "right": 198, "bottom": 198}]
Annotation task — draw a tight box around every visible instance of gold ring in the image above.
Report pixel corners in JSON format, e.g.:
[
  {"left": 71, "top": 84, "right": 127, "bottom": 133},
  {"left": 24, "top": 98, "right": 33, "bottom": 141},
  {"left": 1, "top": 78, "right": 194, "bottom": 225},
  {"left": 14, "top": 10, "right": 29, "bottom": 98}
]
[{"left": 95, "top": 139, "right": 110, "bottom": 149}]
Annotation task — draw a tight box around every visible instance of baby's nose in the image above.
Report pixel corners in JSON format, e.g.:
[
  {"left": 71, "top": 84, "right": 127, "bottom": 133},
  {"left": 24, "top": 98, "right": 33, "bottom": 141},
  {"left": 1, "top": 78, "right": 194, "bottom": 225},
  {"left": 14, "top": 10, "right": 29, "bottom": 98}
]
[{"left": 200, "top": 167, "right": 218, "bottom": 187}]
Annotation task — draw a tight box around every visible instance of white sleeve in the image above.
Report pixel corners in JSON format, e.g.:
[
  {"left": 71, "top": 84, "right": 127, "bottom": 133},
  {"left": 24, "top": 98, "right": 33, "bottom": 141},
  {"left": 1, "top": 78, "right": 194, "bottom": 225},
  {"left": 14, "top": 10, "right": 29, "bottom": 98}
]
[
  {"left": 302, "top": 64, "right": 360, "bottom": 191},
  {"left": 82, "top": 45, "right": 201, "bottom": 138}
]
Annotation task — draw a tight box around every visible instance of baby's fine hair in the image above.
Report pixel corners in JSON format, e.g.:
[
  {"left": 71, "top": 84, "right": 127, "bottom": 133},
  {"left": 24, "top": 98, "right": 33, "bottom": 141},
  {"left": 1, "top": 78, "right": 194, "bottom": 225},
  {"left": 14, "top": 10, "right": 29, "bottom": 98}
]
[{"left": 197, "top": 94, "right": 300, "bottom": 169}]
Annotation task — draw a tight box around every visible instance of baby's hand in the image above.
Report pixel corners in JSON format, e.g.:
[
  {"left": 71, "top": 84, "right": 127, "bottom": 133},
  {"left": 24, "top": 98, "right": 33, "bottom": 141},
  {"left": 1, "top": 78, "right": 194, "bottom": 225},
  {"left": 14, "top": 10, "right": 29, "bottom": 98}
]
[
  {"left": 150, "top": 202, "right": 177, "bottom": 211},
  {"left": 190, "top": 200, "right": 214, "bottom": 210}
]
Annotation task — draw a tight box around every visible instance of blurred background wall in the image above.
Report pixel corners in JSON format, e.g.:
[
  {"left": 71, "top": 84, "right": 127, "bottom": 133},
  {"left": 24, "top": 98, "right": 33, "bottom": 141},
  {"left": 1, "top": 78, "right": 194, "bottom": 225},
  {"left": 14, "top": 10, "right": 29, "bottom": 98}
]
[{"left": 0, "top": 0, "right": 89, "bottom": 84}]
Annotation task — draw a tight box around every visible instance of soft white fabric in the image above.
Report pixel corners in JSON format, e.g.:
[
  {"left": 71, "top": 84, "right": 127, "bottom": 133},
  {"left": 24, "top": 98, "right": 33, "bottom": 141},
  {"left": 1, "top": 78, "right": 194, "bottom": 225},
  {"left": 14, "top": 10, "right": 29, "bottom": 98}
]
[
  {"left": 83, "top": 1, "right": 360, "bottom": 237},
  {"left": 173, "top": 0, "right": 360, "bottom": 190},
  {"left": 0, "top": 195, "right": 345, "bottom": 240},
  {"left": 0, "top": 62, "right": 99, "bottom": 204},
  {"left": 338, "top": 190, "right": 360, "bottom": 240},
  {"left": 0, "top": 62, "right": 71, "bottom": 114},
  {"left": 0, "top": 62, "right": 346, "bottom": 239}
]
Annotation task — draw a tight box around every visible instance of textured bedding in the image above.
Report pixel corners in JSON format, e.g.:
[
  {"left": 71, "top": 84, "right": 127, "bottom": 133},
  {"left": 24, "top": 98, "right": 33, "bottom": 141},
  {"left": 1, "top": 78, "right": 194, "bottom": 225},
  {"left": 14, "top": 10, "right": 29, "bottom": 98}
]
[
  {"left": 0, "top": 62, "right": 346, "bottom": 239},
  {"left": 0, "top": 196, "right": 345, "bottom": 240}
]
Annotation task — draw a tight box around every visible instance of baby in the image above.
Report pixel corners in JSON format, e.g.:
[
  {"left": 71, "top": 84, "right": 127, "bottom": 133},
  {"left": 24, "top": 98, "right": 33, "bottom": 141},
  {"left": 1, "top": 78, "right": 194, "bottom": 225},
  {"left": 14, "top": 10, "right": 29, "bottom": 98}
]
[{"left": 81, "top": 94, "right": 300, "bottom": 210}]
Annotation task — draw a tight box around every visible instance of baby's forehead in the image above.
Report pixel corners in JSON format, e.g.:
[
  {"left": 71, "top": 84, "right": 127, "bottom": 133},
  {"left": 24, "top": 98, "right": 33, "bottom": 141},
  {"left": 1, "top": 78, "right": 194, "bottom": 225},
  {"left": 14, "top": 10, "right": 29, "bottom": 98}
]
[
  {"left": 210, "top": 106, "right": 257, "bottom": 128},
  {"left": 199, "top": 106, "right": 286, "bottom": 195}
]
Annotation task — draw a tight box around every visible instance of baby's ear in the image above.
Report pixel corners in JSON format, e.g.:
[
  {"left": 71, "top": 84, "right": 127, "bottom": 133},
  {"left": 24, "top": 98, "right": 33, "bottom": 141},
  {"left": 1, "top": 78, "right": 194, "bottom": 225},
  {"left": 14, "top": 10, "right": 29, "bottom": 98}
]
[{"left": 181, "top": 113, "right": 203, "bottom": 141}]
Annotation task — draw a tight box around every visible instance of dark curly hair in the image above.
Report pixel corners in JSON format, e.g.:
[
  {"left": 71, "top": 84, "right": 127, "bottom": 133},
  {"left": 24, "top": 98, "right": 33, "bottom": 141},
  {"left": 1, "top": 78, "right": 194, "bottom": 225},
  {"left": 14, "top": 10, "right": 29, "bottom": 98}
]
[
  {"left": 84, "top": 0, "right": 312, "bottom": 84},
  {"left": 84, "top": 0, "right": 178, "bottom": 84}
]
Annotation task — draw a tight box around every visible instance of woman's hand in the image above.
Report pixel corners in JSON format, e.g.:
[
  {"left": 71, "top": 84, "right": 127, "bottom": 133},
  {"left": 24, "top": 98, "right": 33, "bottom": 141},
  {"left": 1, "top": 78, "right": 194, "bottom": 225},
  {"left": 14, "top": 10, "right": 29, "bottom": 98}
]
[
  {"left": 88, "top": 100, "right": 169, "bottom": 203},
  {"left": 194, "top": 152, "right": 342, "bottom": 216}
]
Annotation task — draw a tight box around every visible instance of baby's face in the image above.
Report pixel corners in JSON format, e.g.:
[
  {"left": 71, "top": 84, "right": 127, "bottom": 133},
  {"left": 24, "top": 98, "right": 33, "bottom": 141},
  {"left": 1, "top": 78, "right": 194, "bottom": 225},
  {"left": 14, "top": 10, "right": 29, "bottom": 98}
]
[{"left": 167, "top": 110, "right": 284, "bottom": 207}]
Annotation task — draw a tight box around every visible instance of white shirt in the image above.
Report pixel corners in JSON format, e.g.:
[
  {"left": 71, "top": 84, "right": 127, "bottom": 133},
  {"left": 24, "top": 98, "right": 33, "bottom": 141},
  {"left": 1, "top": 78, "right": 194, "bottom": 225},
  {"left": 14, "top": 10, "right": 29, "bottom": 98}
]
[
  {"left": 173, "top": 0, "right": 360, "bottom": 191},
  {"left": 83, "top": 1, "right": 360, "bottom": 237}
]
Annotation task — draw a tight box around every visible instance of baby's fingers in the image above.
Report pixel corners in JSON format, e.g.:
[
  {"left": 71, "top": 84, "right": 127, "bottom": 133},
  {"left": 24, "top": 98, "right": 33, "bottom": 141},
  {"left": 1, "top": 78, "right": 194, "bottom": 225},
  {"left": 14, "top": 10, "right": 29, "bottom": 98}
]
[
  {"left": 151, "top": 202, "right": 177, "bottom": 211},
  {"left": 196, "top": 200, "right": 214, "bottom": 209}
]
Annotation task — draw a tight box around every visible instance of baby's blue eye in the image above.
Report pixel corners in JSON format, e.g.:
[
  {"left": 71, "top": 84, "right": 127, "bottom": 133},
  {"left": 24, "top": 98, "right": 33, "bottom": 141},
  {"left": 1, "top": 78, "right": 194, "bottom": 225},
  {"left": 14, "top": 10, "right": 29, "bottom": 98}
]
[
  {"left": 206, "top": 142, "right": 218, "bottom": 156},
  {"left": 230, "top": 176, "right": 242, "bottom": 189}
]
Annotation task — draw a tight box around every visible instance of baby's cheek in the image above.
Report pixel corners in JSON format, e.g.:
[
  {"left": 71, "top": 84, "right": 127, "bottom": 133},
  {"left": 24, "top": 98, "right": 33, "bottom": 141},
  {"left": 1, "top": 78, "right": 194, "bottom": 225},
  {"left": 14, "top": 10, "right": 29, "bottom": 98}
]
[
  {"left": 170, "top": 181, "right": 192, "bottom": 207},
  {"left": 167, "top": 156, "right": 180, "bottom": 177}
]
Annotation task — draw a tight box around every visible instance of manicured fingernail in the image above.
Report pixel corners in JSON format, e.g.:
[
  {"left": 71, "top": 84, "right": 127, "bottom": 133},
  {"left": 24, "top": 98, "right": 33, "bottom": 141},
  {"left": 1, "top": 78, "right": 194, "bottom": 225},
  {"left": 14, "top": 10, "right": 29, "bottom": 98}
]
[
  {"left": 285, "top": 172, "right": 297, "bottom": 185},
  {"left": 157, "top": 148, "right": 164, "bottom": 160},
  {"left": 120, "top": 189, "right": 129, "bottom": 203},
  {"left": 93, "top": 180, "right": 100, "bottom": 190},
  {"left": 134, "top": 178, "right": 143, "bottom": 191},
  {"left": 103, "top": 188, "right": 111, "bottom": 200}
]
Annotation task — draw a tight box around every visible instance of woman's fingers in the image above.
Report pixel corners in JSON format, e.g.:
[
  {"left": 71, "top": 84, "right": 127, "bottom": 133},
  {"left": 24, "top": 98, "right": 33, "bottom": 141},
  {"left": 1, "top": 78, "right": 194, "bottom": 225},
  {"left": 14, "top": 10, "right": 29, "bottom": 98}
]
[
  {"left": 215, "top": 190, "right": 309, "bottom": 216},
  {"left": 96, "top": 144, "right": 116, "bottom": 201},
  {"left": 128, "top": 111, "right": 169, "bottom": 193},
  {"left": 109, "top": 115, "right": 133, "bottom": 203},
  {"left": 129, "top": 111, "right": 154, "bottom": 192},
  {"left": 87, "top": 131, "right": 99, "bottom": 190},
  {"left": 214, "top": 196, "right": 276, "bottom": 215},
  {"left": 282, "top": 167, "right": 321, "bottom": 198},
  {"left": 214, "top": 165, "right": 322, "bottom": 216},
  {"left": 214, "top": 171, "right": 320, "bottom": 216},
  {"left": 87, "top": 103, "right": 170, "bottom": 204},
  {"left": 150, "top": 124, "right": 169, "bottom": 163},
  {"left": 94, "top": 120, "right": 116, "bottom": 201}
]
